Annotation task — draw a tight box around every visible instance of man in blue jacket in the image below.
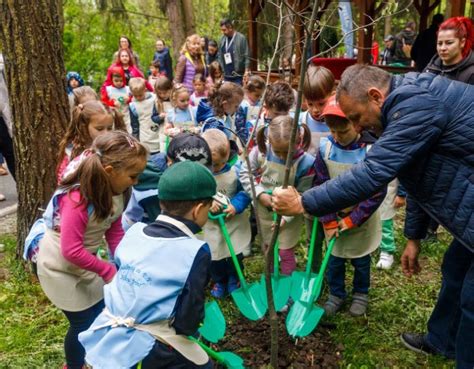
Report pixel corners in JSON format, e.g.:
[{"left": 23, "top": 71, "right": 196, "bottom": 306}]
[{"left": 272, "top": 64, "right": 474, "bottom": 369}]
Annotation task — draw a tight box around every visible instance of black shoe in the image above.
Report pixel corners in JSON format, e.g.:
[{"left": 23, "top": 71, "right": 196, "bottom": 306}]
[{"left": 400, "top": 333, "right": 438, "bottom": 355}]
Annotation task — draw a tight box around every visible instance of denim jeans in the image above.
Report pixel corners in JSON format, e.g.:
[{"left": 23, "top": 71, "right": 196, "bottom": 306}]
[
  {"left": 62, "top": 300, "right": 105, "bottom": 369},
  {"left": 425, "top": 239, "right": 474, "bottom": 369},
  {"left": 326, "top": 254, "right": 371, "bottom": 299}
]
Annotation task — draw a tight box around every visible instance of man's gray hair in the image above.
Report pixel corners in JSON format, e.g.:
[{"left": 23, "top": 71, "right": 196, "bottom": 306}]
[{"left": 336, "top": 64, "right": 391, "bottom": 102}]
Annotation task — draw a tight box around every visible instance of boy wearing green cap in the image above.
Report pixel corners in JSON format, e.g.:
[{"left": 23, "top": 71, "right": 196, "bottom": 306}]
[{"left": 79, "top": 161, "right": 216, "bottom": 369}]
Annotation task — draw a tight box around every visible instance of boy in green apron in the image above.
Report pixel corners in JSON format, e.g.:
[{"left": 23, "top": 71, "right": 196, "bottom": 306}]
[{"left": 314, "top": 96, "right": 385, "bottom": 317}]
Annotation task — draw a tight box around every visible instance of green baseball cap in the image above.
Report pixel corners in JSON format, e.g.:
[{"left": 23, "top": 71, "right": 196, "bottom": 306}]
[{"left": 159, "top": 161, "right": 217, "bottom": 201}]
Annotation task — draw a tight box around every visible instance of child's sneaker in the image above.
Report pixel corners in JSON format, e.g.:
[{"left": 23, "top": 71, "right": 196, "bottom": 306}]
[
  {"left": 323, "top": 294, "right": 344, "bottom": 316},
  {"left": 227, "top": 276, "right": 240, "bottom": 294},
  {"left": 211, "top": 283, "right": 226, "bottom": 298},
  {"left": 376, "top": 251, "right": 394, "bottom": 269},
  {"left": 349, "top": 293, "right": 368, "bottom": 317}
]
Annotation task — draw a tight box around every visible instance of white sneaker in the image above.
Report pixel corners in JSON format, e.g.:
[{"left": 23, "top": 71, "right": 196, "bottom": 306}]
[
  {"left": 376, "top": 251, "right": 394, "bottom": 270},
  {"left": 0, "top": 193, "right": 5, "bottom": 201}
]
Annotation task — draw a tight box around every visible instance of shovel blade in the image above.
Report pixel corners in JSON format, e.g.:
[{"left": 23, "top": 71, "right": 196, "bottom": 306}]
[
  {"left": 286, "top": 300, "right": 325, "bottom": 337},
  {"left": 260, "top": 274, "right": 292, "bottom": 312},
  {"left": 199, "top": 300, "right": 226, "bottom": 343},
  {"left": 231, "top": 283, "right": 268, "bottom": 321},
  {"left": 290, "top": 271, "right": 318, "bottom": 303},
  {"left": 219, "top": 351, "right": 246, "bottom": 369}
]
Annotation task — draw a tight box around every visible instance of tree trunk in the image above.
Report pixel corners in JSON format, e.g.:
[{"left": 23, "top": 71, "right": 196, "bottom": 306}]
[
  {"left": 182, "top": 0, "right": 196, "bottom": 35},
  {"left": 281, "top": 5, "right": 294, "bottom": 67},
  {"left": 0, "top": 0, "right": 69, "bottom": 257},
  {"left": 384, "top": 15, "right": 392, "bottom": 38},
  {"left": 158, "top": 0, "right": 186, "bottom": 60}
]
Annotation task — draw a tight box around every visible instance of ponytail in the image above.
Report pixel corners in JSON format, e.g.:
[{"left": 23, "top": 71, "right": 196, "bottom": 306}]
[
  {"left": 256, "top": 125, "right": 268, "bottom": 155},
  {"left": 299, "top": 123, "right": 312, "bottom": 152},
  {"left": 208, "top": 81, "right": 243, "bottom": 116},
  {"left": 439, "top": 17, "right": 474, "bottom": 57}
]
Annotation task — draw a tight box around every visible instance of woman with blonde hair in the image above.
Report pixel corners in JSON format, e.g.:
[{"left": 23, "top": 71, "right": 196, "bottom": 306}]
[{"left": 174, "top": 34, "right": 207, "bottom": 93}]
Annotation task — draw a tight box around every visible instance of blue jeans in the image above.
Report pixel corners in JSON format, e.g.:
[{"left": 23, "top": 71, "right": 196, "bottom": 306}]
[
  {"left": 62, "top": 300, "right": 105, "bottom": 369},
  {"left": 326, "top": 254, "right": 371, "bottom": 299},
  {"left": 425, "top": 239, "right": 474, "bottom": 369}
]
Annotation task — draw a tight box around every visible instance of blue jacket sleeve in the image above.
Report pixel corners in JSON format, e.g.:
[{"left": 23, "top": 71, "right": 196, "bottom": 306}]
[
  {"left": 301, "top": 87, "right": 447, "bottom": 217},
  {"left": 151, "top": 104, "right": 165, "bottom": 125},
  {"left": 397, "top": 183, "right": 407, "bottom": 197},
  {"left": 404, "top": 196, "right": 431, "bottom": 239},
  {"left": 230, "top": 164, "right": 252, "bottom": 213},
  {"left": 129, "top": 104, "right": 140, "bottom": 138},
  {"left": 172, "top": 246, "right": 211, "bottom": 336}
]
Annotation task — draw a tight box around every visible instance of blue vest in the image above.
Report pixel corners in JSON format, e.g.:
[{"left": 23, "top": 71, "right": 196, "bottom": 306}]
[
  {"left": 79, "top": 217, "right": 207, "bottom": 368},
  {"left": 319, "top": 136, "right": 368, "bottom": 164}
]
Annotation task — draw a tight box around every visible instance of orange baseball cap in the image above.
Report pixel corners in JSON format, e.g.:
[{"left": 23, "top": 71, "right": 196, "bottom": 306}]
[{"left": 321, "top": 95, "right": 346, "bottom": 119}]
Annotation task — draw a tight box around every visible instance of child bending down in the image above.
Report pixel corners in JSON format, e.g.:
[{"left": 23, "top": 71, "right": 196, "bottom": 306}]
[
  {"left": 202, "top": 129, "right": 252, "bottom": 298},
  {"left": 240, "top": 115, "right": 314, "bottom": 275},
  {"left": 315, "top": 96, "right": 385, "bottom": 317},
  {"left": 79, "top": 161, "right": 216, "bottom": 369}
]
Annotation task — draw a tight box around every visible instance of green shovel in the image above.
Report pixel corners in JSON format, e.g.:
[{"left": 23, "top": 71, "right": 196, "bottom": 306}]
[
  {"left": 286, "top": 236, "right": 337, "bottom": 337},
  {"left": 188, "top": 336, "right": 246, "bottom": 369},
  {"left": 198, "top": 300, "right": 226, "bottom": 343},
  {"left": 208, "top": 212, "right": 268, "bottom": 321},
  {"left": 290, "top": 218, "right": 319, "bottom": 303}
]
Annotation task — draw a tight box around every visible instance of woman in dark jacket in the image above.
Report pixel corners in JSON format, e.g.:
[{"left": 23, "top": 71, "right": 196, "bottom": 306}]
[
  {"left": 425, "top": 16, "right": 474, "bottom": 84},
  {"left": 153, "top": 39, "right": 173, "bottom": 80}
]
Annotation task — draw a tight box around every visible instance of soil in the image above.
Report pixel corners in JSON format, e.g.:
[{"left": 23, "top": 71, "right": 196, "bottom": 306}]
[{"left": 216, "top": 314, "right": 342, "bottom": 368}]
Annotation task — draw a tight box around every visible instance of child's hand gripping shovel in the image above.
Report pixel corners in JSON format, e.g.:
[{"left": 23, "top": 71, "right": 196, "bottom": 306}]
[
  {"left": 290, "top": 218, "right": 319, "bottom": 303},
  {"left": 198, "top": 300, "right": 226, "bottom": 343},
  {"left": 208, "top": 211, "right": 268, "bottom": 321},
  {"left": 259, "top": 210, "right": 292, "bottom": 311},
  {"left": 286, "top": 235, "right": 337, "bottom": 337},
  {"left": 188, "top": 336, "right": 245, "bottom": 369}
]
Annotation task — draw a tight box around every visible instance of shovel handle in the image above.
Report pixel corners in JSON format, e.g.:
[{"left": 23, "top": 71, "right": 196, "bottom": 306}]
[
  {"left": 310, "top": 236, "right": 337, "bottom": 302},
  {"left": 271, "top": 212, "right": 280, "bottom": 277},
  {"left": 305, "top": 218, "right": 319, "bottom": 276},
  {"left": 188, "top": 336, "right": 226, "bottom": 363}
]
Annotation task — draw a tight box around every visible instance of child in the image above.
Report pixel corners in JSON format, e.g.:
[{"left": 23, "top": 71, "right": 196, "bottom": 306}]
[
  {"left": 152, "top": 76, "right": 173, "bottom": 150},
  {"left": 36, "top": 131, "right": 147, "bottom": 369},
  {"left": 66, "top": 71, "right": 84, "bottom": 95},
  {"left": 164, "top": 84, "right": 199, "bottom": 141},
  {"left": 122, "top": 132, "right": 212, "bottom": 231},
  {"left": 101, "top": 66, "right": 132, "bottom": 133},
  {"left": 202, "top": 129, "right": 252, "bottom": 297},
  {"left": 79, "top": 161, "right": 216, "bottom": 369},
  {"left": 240, "top": 115, "right": 314, "bottom": 275},
  {"left": 69, "top": 85, "right": 98, "bottom": 115},
  {"left": 190, "top": 73, "right": 208, "bottom": 107},
  {"left": 315, "top": 96, "right": 384, "bottom": 317},
  {"left": 129, "top": 77, "right": 160, "bottom": 154},
  {"left": 148, "top": 59, "right": 164, "bottom": 85},
  {"left": 241, "top": 74, "right": 265, "bottom": 122},
  {"left": 57, "top": 100, "right": 126, "bottom": 183},
  {"left": 207, "top": 61, "right": 223, "bottom": 88}
]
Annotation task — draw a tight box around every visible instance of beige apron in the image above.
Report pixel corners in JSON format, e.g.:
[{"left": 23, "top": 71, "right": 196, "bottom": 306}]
[
  {"left": 37, "top": 195, "right": 124, "bottom": 312},
  {"left": 257, "top": 153, "right": 311, "bottom": 249},
  {"left": 379, "top": 179, "right": 398, "bottom": 220},
  {"left": 323, "top": 141, "right": 381, "bottom": 258},
  {"left": 92, "top": 214, "right": 209, "bottom": 365},
  {"left": 202, "top": 168, "right": 251, "bottom": 260}
]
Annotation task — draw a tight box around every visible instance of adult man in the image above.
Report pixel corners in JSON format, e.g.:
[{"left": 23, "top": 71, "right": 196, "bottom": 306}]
[
  {"left": 380, "top": 35, "right": 395, "bottom": 65},
  {"left": 411, "top": 13, "right": 444, "bottom": 72},
  {"left": 272, "top": 64, "right": 474, "bottom": 369},
  {"left": 393, "top": 21, "right": 417, "bottom": 65},
  {"left": 218, "top": 18, "right": 250, "bottom": 85}
]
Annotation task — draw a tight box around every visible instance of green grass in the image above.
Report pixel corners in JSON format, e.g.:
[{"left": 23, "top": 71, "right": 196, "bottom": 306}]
[{"left": 0, "top": 218, "right": 456, "bottom": 368}]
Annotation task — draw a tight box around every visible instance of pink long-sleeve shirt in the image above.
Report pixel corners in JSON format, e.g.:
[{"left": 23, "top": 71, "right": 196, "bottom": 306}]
[{"left": 59, "top": 190, "right": 124, "bottom": 282}]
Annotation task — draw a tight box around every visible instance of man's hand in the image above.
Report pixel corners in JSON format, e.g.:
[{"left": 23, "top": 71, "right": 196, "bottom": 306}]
[
  {"left": 258, "top": 193, "right": 273, "bottom": 209},
  {"left": 401, "top": 239, "right": 421, "bottom": 277},
  {"left": 272, "top": 186, "right": 305, "bottom": 216},
  {"left": 393, "top": 196, "right": 406, "bottom": 209}
]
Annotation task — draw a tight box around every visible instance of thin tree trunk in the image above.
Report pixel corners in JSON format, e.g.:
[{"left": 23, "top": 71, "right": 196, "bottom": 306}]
[
  {"left": 0, "top": 0, "right": 69, "bottom": 257},
  {"left": 384, "top": 15, "right": 392, "bottom": 37},
  {"left": 182, "top": 0, "right": 196, "bottom": 35},
  {"left": 158, "top": 0, "right": 186, "bottom": 60}
]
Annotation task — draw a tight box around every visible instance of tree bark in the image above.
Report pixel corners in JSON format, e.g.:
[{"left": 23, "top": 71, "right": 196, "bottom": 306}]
[
  {"left": 158, "top": 0, "right": 186, "bottom": 60},
  {"left": 0, "top": 0, "right": 69, "bottom": 257},
  {"left": 182, "top": 0, "right": 196, "bottom": 35}
]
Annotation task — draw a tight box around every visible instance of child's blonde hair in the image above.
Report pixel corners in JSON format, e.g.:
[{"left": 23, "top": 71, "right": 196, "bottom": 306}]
[
  {"left": 57, "top": 100, "right": 126, "bottom": 170},
  {"left": 202, "top": 129, "right": 230, "bottom": 159},
  {"left": 208, "top": 81, "right": 244, "bottom": 116},
  {"left": 61, "top": 131, "right": 148, "bottom": 220},
  {"left": 303, "top": 66, "right": 335, "bottom": 101},
  {"left": 129, "top": 77, "right": 146, "bottom": 96},
  {"left": 170, "top": 84, "right": 190, "bottom": 108},
  {"left": 180, "top": 34, "right": 203, "bottom": 55},
  {"left": 256, "top": 115, "right": 311, "bottom": 155}
]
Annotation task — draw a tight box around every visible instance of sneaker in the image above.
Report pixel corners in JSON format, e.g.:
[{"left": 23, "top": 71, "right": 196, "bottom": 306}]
[
  {"left": 0, "top": 193, "right": 5, "bottom": 201},
  {"left": 227, "top": 276, "right": 240, "bottom": 294},
  {"left": 210, "top": 283, "right": 226, "bottom": 299},
  {"left": 323, "top": 294, "right": 344, "bottom": 316},
  {"left": 376, "top": 252, "right": 394, "bottom": 270},
  {"left": 349, "top": 293, "right": 368, "bottom": 317},
  {"left": 400, "top": 333, "right": 438, "bottom": 355}
]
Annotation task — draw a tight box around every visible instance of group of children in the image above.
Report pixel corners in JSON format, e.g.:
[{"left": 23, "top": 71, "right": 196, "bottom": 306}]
[{"left": 29, "top": 64, "right": 405, "bottom": 368}]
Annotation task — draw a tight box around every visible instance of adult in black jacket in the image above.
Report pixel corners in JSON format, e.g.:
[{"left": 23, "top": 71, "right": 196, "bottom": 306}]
[
  {"left": 393, "top": 21, "right": 417, "bottom": 65},
  {"left": 411, "top": 13, "right": 444, "bottom": 71},
  {"left": 272, "top": 65, "right": 474, "bottom": 369}
]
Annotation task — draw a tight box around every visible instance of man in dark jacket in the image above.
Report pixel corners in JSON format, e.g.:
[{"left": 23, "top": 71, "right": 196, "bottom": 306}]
[
  {"left": 411, "top": 14, "right": 444, "bottom": 72},
  {"left": 393, "top": 21, "right": 417, "bottom": 65},
  {"left": 272, "top": 65, "right": 474, "bottom": 369}
]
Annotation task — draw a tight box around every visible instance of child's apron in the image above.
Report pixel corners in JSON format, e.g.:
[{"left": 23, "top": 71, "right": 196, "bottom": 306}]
[
  {"left": 323, "top": 141, "right": 381, "bottom": 259},
  {"left": 202, "top": 168, "right": 251, "bottom": 260},
  {"left": 303, "top": 111, "right": 331, "bottom": 157},
  {"left": 379, "top": 179, "right": 399, "bottom": 221},
  {"left": 37, "top": 195, "right": 123, "bottom": 312}
]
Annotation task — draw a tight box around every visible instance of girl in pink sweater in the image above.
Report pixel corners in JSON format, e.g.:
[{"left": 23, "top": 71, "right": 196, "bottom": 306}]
[{"left": 37, "top": 131, "right": 147, "bottom": 369}]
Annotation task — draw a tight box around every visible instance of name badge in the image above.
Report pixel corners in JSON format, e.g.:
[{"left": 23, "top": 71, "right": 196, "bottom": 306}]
[{"left": 224, "top": 52, "right": 232, "bottom": 64}]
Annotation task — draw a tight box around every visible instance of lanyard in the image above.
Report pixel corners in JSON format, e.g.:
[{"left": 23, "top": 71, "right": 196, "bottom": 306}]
[{"left": 225, "top": 33, "right": 236, "bottom": 53}]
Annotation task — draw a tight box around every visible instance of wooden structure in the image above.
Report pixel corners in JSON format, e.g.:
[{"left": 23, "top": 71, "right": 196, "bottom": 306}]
[{"left": 247, "top": 0, "right": 470, "bottom": 74}]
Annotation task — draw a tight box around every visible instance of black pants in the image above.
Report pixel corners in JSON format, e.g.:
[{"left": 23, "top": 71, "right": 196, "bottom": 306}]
[
  {"left": 62, "top": 300, "right": 105, "bottom": 369},
  {"left": 210, "top": 253, "right": 244, "bottom": 284},
  {"left": 0, "top": 116, "right": 15, "bottom": 180}
]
